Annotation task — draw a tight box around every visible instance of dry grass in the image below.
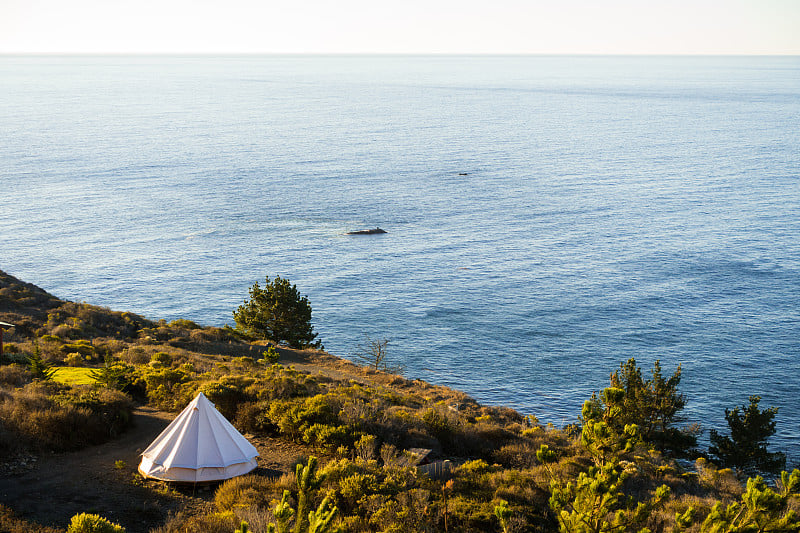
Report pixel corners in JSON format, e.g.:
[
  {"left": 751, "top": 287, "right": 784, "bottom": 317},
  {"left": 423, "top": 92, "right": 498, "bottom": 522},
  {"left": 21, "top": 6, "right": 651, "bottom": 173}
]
[
  {"left": 0, "top": 504, "right": 61, "bottom": 533},
  {"left": 233, "top": 506, "right": 276, "bottom": 533},
  {"left": 0, "top": 365, "right": 31, "bottom": 387},
  {"left": 695, "top": 458, "right": 744, "bottom": 500},
  {"left": 0, "top": 382, "right": 133, "bottom": 452},
  {"left": 148, "top": 511, "right": 239, "bottom": 533},
  {"left": 214, "top": 474, "right": 278, "bottom": 512}
]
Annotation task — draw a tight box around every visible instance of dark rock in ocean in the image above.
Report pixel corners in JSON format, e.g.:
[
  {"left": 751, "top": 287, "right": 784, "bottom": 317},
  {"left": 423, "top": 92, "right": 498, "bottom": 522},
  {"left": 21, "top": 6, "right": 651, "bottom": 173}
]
[{"left": 345, "top": 227, "right": 387, "bottom": 235}]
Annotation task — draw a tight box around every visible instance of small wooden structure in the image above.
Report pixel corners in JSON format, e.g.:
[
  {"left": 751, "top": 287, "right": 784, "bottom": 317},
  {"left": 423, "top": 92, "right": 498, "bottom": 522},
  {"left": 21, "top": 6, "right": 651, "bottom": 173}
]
[
  {"left": 400, "top": 448, "right": 454, "bottom": 480},
  {"left": 406, "top": 448, "right": 433, "bottom": 466},
  {"left": 0, "top": 321, "right": 15, "bottom": 360},
  {"left": 417, "top": 460, "right": 453, "bottom": 480}
]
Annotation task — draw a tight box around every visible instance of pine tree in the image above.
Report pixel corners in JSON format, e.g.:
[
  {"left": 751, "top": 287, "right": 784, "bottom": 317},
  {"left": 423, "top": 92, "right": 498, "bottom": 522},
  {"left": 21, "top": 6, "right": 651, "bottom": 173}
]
[
  {"left": 537, "top": 387, "right": 671, "bottom": 533},
  {"left": 709, "top": 395, "right": 786, "bottom": 477},
  {"left": 608, "top": 358, "right": 695, "bottom": 453},
  {"left": 28, "top": 342, "right": 55, "bottom": 381},
  {"left": 675, "top": 469, "right": 800, "bottom": 532},
  {"left": 234, "top": 276, "right": 322, "bottom": 349},
  {"left": 89, "top": 356, "right": 133, "bottom": 391}
]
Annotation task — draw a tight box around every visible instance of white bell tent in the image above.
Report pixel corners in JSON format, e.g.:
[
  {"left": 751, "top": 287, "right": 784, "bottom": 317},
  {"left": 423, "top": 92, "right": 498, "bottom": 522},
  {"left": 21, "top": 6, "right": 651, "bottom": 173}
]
[{"left": 139, "top": 392, "right": 259, "bottom": 482}]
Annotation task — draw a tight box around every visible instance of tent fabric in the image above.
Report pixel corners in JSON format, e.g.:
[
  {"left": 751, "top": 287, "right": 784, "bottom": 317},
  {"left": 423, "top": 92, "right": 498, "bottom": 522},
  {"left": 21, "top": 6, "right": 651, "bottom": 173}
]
[{"left": 138, "top": 392, "right": 259, "bottom": 482}]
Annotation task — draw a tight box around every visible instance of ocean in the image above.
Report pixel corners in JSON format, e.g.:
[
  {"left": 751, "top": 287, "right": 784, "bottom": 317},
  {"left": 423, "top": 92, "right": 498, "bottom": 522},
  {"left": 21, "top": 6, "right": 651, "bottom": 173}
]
[{"left": 1, "top": 55, "right": 798, "bottom": 463}]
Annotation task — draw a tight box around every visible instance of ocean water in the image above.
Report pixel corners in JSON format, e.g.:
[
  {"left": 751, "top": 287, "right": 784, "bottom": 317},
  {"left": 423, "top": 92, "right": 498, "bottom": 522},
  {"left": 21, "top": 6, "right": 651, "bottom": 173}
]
[{"left": 1, "top": 55, "right": 799, "bottom": 463}]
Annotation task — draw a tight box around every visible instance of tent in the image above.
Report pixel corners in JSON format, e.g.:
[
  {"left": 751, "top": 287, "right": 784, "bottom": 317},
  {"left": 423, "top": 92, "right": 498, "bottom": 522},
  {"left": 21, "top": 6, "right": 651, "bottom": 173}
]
[{"left": 138, "top": 392, "right": 259, "bottom": 482}]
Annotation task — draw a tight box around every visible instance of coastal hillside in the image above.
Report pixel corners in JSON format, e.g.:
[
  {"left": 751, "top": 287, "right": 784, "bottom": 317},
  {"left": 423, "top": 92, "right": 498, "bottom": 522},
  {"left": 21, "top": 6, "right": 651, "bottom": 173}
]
[
  {"left": 0, "top": 269, "right": 66, "bottom": 328},
  {"left": 0, "top": 269, "right": 797, "bottom": 533}
]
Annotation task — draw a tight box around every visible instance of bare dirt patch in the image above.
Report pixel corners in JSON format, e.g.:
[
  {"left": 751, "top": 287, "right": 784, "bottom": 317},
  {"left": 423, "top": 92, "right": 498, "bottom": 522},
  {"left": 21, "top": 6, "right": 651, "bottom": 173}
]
[
  {"left": 0, "top": 402, "right": 322, "bottom": 533},
  {"left": 1, "top": 406, "right": 178, "bottom": 531}
]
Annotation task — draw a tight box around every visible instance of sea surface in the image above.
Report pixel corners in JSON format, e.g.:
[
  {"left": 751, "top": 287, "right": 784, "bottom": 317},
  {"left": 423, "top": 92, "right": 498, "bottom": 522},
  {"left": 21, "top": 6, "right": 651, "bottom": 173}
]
[{"left": 1, "top": 55, "right": 799, "bottom": 464}]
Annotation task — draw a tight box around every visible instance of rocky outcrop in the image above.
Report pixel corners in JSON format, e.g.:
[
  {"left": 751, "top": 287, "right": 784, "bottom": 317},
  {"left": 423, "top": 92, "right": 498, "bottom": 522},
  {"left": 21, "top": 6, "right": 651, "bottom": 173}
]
[{"left": 345, "top": 228, "right": 387, "bottom": 235}]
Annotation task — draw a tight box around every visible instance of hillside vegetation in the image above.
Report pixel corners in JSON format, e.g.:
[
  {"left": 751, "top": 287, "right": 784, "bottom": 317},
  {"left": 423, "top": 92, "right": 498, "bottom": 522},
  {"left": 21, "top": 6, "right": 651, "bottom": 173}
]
[{"left": 0, "top": 269, "right": 797, "bottom": 533}]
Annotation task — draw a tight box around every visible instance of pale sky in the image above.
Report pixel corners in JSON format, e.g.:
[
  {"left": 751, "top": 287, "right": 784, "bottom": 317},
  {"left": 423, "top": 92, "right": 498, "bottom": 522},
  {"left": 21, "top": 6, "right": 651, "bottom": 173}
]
[{"left": 2, "top": 0, "right": 799, "bottom": 55}]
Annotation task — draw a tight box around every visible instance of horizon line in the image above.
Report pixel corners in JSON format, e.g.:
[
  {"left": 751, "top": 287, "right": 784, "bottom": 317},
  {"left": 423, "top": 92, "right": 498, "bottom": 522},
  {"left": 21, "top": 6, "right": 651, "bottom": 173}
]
[{"left": 2, "top": 51, "right": 800, "bottom": 57}]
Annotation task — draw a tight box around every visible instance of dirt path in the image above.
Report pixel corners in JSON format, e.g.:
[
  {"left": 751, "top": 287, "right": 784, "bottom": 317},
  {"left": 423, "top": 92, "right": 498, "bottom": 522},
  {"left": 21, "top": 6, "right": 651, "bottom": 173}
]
[
  {"left": 0, "top": 406, "right": 181, "bottom": 531},
  {"left": 0, "top": 403, "right": 320, "bottom": 533}
]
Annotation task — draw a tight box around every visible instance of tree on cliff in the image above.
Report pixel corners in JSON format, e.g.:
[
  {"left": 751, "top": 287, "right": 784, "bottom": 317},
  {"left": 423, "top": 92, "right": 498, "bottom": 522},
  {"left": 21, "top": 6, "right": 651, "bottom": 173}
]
[
  {"left": 709, "top": 395, "right": 786, "bottom": 477},
  {"left": 233, "top": 276, "right": 322, "bottom": 349},
  {"left": 602, "top": 358, "right": 697, "bottom": 454}
]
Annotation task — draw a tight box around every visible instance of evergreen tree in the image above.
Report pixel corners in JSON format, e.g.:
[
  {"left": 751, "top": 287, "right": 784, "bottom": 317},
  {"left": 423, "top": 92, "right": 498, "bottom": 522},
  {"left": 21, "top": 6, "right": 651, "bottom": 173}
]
[
  {"left": 28, "top": 342, "right": 55, "bottom": 381},
  {"left": 675, "top": 469, "right": 800, "bottom": 532},
  {"left": 709, "top": 395, "right": 786, "bottom": 477},
  {"left": 608, "top": 358, "right": 696, "bottom": 453},
  {"left": 89, "top": 356, "right": 133, "bottom": 392},
  {"left": 580, "top": 387, "right": 641, "bottom": 467},
  {"left": 538, "top": 388, "right": 671, "bottom": 533},
  {"left": 233, "top": 276, "right": 322, "bottom": 349}
]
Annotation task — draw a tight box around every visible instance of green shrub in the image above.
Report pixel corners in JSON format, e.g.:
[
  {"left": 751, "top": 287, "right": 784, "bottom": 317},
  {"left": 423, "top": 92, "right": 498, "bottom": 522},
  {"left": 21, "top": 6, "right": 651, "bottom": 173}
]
[
  {"left": 421, "top": 408, "right": 452, "bottom": 440},
  {"left": 60, "top": 342, "right": 95, "bottom": 357},
  {"left": 200, "top": 378, "right": 253, "bottom": 420},
  {"left": 447, "top": 494, "right": 496, "bottom": 532},
  {"left": 354, "top": 434, "right": 377, "bottom": 461},
  {"left": 66, "top": 512, "right": 125, "bottom": 533},
  {"left": 169, "top": 319, "right": 200, "bottom": 330},
  {"left": 137, "top": 365, "right": 194, "bottom": 410},
  {"left": 267, "top": 400, "right": 304, "bottom": 439},
  {"left": 3, "top": 343, "right": 19, "bottom": 354},
  {"left": 339, "top": 472, "right": 379, "bottom": 504},
  {"left": 0, "top": 349, "right": 28, "bottom": 365},
  {"left": 261, "top": 345, "right": 280, "bottom": 365},
  {"left": 301, "top": 394, "right": 338, "bottom": 423},
  {"left": 303, "top": 423, "right": 353, "bottom": 451},
  {"left": 456, "top": 459, "right": 495, "bottom": 476},
  {"left": 89, "top": 358, "right": 135, "bottom": 392},
  {"left": 64, "top": 352, "right": 85, "bottom": 366},
  {"left": 52, "top": 387, "right": 134, "bottom": 439}
]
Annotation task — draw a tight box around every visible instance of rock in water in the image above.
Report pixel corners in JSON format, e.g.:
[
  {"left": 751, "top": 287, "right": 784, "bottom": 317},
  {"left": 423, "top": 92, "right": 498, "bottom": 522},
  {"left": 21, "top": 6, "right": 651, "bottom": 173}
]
[{"left": 345, "top": 227, "right": 387, "bottom": 235}]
